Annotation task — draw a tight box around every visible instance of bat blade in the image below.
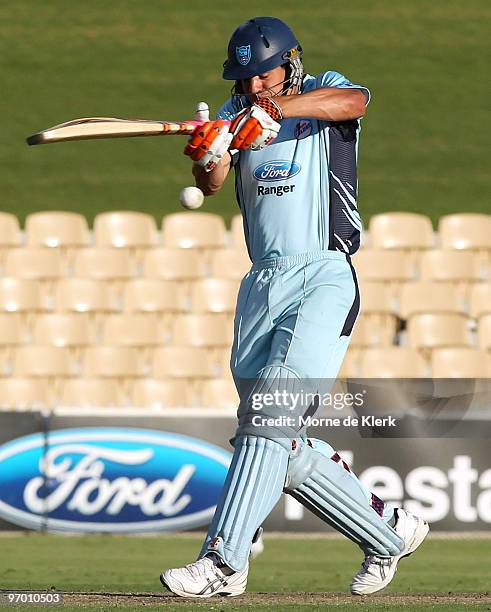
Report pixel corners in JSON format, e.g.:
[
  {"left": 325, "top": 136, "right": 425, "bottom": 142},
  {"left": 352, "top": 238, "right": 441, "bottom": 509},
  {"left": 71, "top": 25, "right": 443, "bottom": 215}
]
[{"left": 26, "top": 117, "right": 210, "bottom": 145}]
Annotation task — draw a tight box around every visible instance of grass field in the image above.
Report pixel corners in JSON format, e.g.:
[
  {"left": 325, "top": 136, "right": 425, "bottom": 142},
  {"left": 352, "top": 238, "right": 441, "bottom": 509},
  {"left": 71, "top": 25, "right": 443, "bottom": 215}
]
[
  {"left": 1, "top": 533, "right": 490, "bottom": 610},
  {"left": 2, "top": 1, "right": 490, "bottom": 226}
]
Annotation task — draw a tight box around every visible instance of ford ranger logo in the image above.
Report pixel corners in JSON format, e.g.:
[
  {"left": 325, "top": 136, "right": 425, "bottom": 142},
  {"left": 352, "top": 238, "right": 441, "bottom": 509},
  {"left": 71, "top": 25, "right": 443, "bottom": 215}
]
[
  {"left": 0, "top": 428, "right": 231, "bottom": 533},
  {"left": 253, "top": 161, "right": 301, "bottom": 182}
]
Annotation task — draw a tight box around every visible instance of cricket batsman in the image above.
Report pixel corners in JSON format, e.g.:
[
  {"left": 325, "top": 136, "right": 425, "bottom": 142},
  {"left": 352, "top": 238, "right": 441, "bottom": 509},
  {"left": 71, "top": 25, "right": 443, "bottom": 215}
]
[{"left": 161, "top": 16, "right": 429, "bottom": 598}]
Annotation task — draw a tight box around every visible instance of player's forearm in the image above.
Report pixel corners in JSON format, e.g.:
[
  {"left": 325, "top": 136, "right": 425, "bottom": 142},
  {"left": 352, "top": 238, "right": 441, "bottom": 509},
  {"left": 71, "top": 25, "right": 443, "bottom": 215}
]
[
  {"left": 192, "top": 152, "right": 231, "bottom": 196},
  {"left": 276, "top": 88, "right": 366, "bottom": 121}
]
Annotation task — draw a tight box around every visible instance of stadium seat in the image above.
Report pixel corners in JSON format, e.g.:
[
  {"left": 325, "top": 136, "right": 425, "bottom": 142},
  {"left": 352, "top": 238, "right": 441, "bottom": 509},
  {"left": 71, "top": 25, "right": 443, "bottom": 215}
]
[
  {"left": 13, "top": 346, "right": 75, "bottom": 377},
  {"left": 25, "top": 211, "right": 89, "bottom": 248},
  {"left": 82, "top": 346, "right": 142, "bottom": 378},
  {"left": 4, "top": 248, "right": 65, "bottom": 280},
  {"left": 162, "top": 212, "right": 227, "bottom": 249},
  {"left": 172, "top": 314, "right": 233, "bottom": 348},
  {"left": 73, "top": 248, "right": 135, "bottom": 280},
  {"left": 338, "top": 350, "right": 362, "bottom": 378},
  {"left": 102, "top": 314, "right": 161, "bottom": 347},
  {"left": 32, "top": 314, "right": 93, "bottom": 348},
  {"left": 360, "top": 347, "right": 428, "bottom": 377},
  {"left": 438, "top": 213, "right": 491, "bottom": 250},
  {"left": 478, "top": 315, "right": 491, "bottom": 351},
  {"left": 93, "top": 211, "right": 158, "bottom": 249},
  {"left": 123, "top": 279, "right": 185, "bottom": 313},
  {"left": 200, "top": 378, "right": 239, "bottom": 408},
  {"left": 59, "top": 378, "right": 124, "bottom": 407},
  {"left": 0, "top": 314, "right": 29, "bottom": 347},
  {"left": 130, "top": 378, "right": 194, "bottom": 408},
  {"left": 431, "top": 348, "right": 491, "bottom": 378},
  {"left": 349, "top": 314, "right": 397, "bottom": 347},
  {"left": 420, "top": 250, "right": 483, "bottom": 283},
  {"left": 143, "top": 248, "right": 207, "bottom": 280},
  {"left": 0, "top": 278, "right": 47, "bottom": 314},
  {"left": 369, "top": 212, "right": 435, "bottom": 250},
  {"left": 399, "top": 282, "right": 466, "bottom": 319},
  {"left": 190, "top": 279, "right": 239, "bottom": 313},
  {"left": 407, "top": 314, "right": 472, "bottom": 351},
  {"left": 352, "top": 249, "right": 415, "bottom": 284},
  {"left": 469, "top": 284, "right": 491, "bottom": 319},
  {"left": 210, "top": 248, "right": 251, "bottom": 280},
  {"left": 230, "top": 214, "right": 247, "bottom": 250},
  {"left": 358, "top": 282, "right": 396, "bottom": 315},
  {"left": 0, "top": 378, "right": 51, "bottom": 409},
  {"left": 152, "top": 347, "right": 214, "bottom": 379},
  {"left": 54, "top": 279, "right": 118, "bottom": 314}
]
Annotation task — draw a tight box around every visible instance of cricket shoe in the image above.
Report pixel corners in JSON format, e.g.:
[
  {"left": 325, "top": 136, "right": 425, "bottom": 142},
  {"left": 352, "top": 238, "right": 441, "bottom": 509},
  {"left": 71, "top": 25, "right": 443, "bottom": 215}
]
[
  {"left": 160, "top": 555, "right": 248, "bottom": 598},
  {"left": 250, "top": 526, "right": 265, "bottom": 559},
  {"left": 350, "top": 508, "right": 429, "bottom": 595}
]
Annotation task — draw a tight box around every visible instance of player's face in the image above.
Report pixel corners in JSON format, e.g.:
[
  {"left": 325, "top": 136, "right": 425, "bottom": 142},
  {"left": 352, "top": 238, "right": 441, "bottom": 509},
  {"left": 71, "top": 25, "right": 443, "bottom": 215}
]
[{"left": 241, "top": 65, "right": 287, "bottom": 99}]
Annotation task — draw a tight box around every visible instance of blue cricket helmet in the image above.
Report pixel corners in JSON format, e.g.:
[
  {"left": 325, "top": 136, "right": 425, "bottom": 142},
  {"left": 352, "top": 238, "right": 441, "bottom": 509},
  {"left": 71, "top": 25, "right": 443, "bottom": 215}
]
[{"left": 223, "top": 16, "right": 303, "bottom": 83}]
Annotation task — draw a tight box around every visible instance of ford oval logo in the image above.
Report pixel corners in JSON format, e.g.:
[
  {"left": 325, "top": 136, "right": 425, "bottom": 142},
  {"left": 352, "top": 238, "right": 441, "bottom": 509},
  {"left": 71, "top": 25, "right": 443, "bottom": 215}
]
[
  {"left": 253, "top": 160, "right": 301, "bottom": 182},
  {"left": 0, "top": 428, "right": 231, "bottom": 533}
]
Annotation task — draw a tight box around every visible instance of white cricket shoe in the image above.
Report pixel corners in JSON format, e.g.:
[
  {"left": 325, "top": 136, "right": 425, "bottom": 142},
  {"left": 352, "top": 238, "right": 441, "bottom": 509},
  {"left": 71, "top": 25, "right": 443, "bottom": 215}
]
[
  {"left": 250, "top": 526, "right": 265, "bottom": 559},
  {"left": 350, "top": 508, "right": 429, "bottom": 595},
  {"left": 160, "top": 556, "right": 248, "bottom": 598}
]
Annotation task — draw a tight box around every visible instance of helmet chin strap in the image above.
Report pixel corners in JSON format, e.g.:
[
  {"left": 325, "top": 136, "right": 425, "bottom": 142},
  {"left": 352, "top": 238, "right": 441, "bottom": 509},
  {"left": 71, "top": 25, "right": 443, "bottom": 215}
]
[{"left": 231, "top": 60, "right": 303, "bottom": 107}]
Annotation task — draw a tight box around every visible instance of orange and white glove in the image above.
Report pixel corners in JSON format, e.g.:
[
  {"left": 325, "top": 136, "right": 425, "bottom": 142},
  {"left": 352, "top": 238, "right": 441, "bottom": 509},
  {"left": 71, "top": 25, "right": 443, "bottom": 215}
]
[
  {"left": 229, "top": 97, "right": 283, "bottom": 151},
  {"left": 183, "top": 102, "right": 233, "bottom": 173}
]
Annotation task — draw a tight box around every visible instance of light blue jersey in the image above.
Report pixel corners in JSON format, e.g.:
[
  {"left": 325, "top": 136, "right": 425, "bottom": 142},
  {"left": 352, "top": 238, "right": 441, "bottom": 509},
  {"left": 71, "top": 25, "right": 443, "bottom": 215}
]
[{"left": 217, "top": 71, "right": 370, "bottom": 262}]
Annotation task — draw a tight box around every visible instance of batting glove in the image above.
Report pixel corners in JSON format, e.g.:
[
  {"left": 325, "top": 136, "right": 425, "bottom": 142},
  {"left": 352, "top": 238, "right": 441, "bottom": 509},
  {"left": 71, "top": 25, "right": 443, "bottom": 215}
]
[
  {"left": 183, "top": 102, "right": 232, "bottom": 172},
  {"left": 230, "top": 97, "right": 282, "bottom": 151}
]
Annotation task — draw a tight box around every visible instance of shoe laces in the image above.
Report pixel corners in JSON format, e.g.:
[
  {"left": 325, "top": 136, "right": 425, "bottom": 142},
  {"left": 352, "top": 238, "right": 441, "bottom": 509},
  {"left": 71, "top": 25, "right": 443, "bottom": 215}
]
[
  {"left": 362, "top": 555, "right": 392, "bottom": 571},
  {"left": 184, "top": 557, "right": 217, "bottom": 580}
]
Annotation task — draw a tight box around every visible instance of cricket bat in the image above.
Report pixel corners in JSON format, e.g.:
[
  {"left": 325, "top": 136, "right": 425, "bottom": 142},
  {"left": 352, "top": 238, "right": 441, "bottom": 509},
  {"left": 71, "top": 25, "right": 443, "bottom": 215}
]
[{"left": 26, "top": 116, "right": 229, "bottom": 145}]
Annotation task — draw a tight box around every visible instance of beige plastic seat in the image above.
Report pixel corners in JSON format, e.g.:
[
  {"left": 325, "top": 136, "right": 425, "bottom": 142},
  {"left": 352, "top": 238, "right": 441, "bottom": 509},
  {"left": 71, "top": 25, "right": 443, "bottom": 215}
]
[
  {"left": 349, "top": 314, "right": 397, "bottom": 347},
  {"left": 123, "top": 279, "right": 185, "bottom": 313},
  {"left": 0, "top": 314, "right": 29, "bottom": 346},
  {"left": 358, "top": 282, "right": 396, "bottom": 315},
  {"left": 25, "top": 211, "right": 89, "bottom": 248},
  {"left": 73, "top": 248, "right": 135, "bottom": 280},
  {"left": 200, "top": 379, "right": 239, "bottom": 408},
  {"left": 32, "top": 314, "right": 93, "bottom": 348},
  {"left": 130, "top": 378, "right": 194, "bottom": 408},
  {"left": 94, "top": 211, "right": 158, "bottom": 249},
  {"left": 143, "top": 248, "right": 206, "bottom": 281},
  {"left": 82, "top": 346, "right": 142, "bottom": 378},
  {"left": 190, "top": 279, "right": 239, "bottom": 313},
  {"left": 438, "top": 213, "right": 491, "bottom": 250},
  {"left": 162, "top": 212, "right": 227, "bottom": 249},
  {"left": 420, "top": 250, "right": 483, "bottom": 283},
  {"left": 432, "top": 348, "right": 491, "bottom": 378},
  {"left": 478, "top": 315, "right": 491, "bottom": 351},
  {"left": 54, "top": 279, "right": 118, "bottom": 314},
  {"left": 102, "top": 314, "right": 161, "bottom": 347},
  {"left": 4, "top": 248, "right": 65, "bottom": 280},
  {"left": 230, "top": 214, "right": 247, "bottom": 250},
  {"left": 369, "top": 212, "right": 434, "bottom": 250},
  {"left": 399, "top": 282, "right": 466, "bottom": 319},
  {"left": 172, "top": 314, "right": 233, "bottom": 347},
  {"left": 469, "top": 285, "right": 491, "bottom": 320},
  {"left": 152, "top": 347, "right": 214, "bottom": 379},
  {"left": 407, "top": 314, "right": 472, "bottom": 351},
  {"left": 0, "top": 279, "right": 47, "bottom": 314},
  {"left": 352, "top": 249, "right": 415, "bottom": 283},
  {"left": 361, "top": 347, "right": 428, "bottom": 377},
  {"left": 0, "top": 212, "right": 22, "bottom": 248},
  {"left": 338, "top": 350, "right": 362, "bottom": 378},
  {"left": 0, "top": 378, "right": 51, "bottom": 408},
  {"left": 209, "top": 248, "right": 251, "bottom": 280},
  {"left": 14, "top": 346, "right": 75, "bottom": 377},
  {"left": 59, "top": 378, "right": 124, "bottom": 407}
]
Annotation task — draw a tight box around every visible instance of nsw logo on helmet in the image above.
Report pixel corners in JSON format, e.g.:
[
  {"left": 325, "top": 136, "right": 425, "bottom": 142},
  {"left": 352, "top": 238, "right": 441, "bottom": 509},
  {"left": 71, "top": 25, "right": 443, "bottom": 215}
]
[{"left": 236, "top": 45, "right": 251, "bottom": 66}]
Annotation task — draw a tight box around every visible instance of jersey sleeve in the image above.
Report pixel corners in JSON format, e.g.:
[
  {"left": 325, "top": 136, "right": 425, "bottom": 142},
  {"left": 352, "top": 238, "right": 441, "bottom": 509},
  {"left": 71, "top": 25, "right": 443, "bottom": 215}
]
[{"left": 306, "top": 71, "right": 371, "bottom": 105}]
